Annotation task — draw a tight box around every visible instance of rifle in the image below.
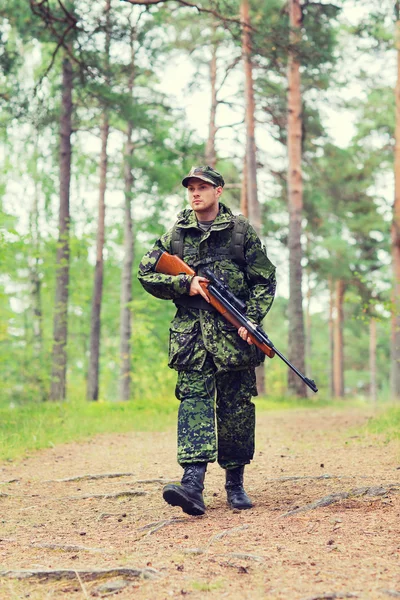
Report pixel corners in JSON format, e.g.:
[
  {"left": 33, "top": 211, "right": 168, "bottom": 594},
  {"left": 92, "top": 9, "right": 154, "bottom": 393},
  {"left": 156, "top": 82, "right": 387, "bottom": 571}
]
[{"left": 155, "top": 251, "right": 318, "bottom": 394}]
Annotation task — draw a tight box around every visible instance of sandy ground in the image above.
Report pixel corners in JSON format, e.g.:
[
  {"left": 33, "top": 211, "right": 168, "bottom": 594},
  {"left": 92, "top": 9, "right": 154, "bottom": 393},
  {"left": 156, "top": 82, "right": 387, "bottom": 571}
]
[{"left": 0, "top": 405, "right": 399, "bottom": 600}]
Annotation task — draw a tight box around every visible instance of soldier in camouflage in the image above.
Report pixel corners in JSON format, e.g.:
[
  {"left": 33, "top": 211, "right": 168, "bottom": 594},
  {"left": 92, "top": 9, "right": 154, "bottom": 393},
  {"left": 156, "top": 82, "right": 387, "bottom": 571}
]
[{"left": 138, "top": 166, "right": 276, "bottom": 516}]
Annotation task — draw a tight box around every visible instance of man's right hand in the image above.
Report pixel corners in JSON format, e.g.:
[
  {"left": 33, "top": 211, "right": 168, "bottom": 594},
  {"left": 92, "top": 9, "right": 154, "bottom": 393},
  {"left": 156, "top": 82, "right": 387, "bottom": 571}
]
[{"left": 189, "top": 276, "right": 210, "bottom": 302}]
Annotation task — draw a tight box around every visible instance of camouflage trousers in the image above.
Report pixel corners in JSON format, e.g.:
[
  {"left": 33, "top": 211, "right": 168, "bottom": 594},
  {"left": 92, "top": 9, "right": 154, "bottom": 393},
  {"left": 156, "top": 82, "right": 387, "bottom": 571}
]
[{"left": 175, "top": 354, "right": 257, "bottom": 470}]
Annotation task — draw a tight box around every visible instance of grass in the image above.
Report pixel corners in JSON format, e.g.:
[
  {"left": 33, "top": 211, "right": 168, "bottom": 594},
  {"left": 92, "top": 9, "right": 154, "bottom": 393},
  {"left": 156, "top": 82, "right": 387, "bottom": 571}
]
[
  {"left": 0, "top": 395, "right": 178, "bottom": 462},
  {"left": 0, "top": 391, "right": 388, "bottom": 464},
  {"left": 365, "top": 405, "right": 400, "bottom": 441},
  {"left": 190, "top": 580, "right": 224, "bottom": 592}
]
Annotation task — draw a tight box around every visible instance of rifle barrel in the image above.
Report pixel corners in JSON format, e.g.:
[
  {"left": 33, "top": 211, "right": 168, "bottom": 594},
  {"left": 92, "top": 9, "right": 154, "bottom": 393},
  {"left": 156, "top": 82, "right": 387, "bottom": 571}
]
[{"left": 208, "top": 282, "right": 318, "bottom": 394}]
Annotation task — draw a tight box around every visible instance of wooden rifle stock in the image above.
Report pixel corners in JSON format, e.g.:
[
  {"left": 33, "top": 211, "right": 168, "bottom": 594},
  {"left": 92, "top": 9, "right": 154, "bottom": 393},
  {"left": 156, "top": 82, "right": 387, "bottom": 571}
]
[{"left": 155, "top": 251, "right": 275, "bottom": 359}]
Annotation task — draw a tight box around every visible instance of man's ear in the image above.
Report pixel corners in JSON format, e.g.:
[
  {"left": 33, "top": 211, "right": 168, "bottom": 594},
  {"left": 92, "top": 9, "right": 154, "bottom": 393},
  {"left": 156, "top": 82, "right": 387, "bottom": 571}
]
[{"left": 216, "top": 186, "right": 223, "bottom": 198}]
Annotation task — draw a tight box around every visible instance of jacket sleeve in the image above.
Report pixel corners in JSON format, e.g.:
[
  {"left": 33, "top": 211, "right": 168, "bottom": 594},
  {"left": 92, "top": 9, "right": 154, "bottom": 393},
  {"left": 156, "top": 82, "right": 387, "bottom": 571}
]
[
  {"left": 137, "top": 229, "right": 194, "bottom": 300},
  {"left": 243, "top": 224, "right": 277, "bottom": 324}
]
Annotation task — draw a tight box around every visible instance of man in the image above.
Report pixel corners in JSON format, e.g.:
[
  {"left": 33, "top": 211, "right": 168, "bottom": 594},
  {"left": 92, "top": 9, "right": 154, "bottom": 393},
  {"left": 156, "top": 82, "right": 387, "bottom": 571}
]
[{"left": 138, "top": 165, "right": 276, "bottom": 516}]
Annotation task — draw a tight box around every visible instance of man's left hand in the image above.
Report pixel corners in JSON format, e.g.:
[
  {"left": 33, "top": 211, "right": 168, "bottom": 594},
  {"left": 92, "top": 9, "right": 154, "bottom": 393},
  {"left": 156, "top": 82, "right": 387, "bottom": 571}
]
[{"left": 238, "top": 326, "right": 253, "bottom": 345}]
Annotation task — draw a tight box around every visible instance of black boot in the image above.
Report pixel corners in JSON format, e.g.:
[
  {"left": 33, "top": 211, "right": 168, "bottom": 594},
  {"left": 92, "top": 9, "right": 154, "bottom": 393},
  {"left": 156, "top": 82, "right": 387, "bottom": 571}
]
[
  {"left": 225, "top": 466, "right": 253, "bottom": 510},
  {"left": 163, "top": 463, "right": 207, "bottom": 516}
]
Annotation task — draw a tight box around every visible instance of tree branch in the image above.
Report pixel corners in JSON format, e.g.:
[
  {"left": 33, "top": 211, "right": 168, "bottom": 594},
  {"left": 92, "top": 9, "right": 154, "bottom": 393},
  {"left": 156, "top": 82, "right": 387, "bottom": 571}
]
[
  {"left": 216, "top": 54, "right": 242, "bottom": 94},
  {"left": 120, "top": 0, "right": 253, "bottom": 29},
  {"left": 33, "top": 22, "right": 76, "bottom": 94},
  {"left": 216, "top": 119, "right": 244, "bottom": 131},
  {"left": 57, "top": 0, "right": 79, "bottom": 24},
  {"left": 29, "top": 0, "right": 87, "bottom": 79}
]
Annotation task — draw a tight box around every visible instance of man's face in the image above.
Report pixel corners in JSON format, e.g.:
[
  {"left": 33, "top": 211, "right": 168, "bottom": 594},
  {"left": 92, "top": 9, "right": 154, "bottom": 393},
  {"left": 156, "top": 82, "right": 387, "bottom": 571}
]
[{"left": 187, "top": 178, "right": 223, "bottom": 217}]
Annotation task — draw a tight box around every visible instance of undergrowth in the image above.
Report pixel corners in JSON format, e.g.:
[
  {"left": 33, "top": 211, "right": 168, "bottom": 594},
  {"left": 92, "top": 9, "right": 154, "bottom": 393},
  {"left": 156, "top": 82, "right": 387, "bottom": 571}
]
[
  {"left": 0, "top": 395, "right": 177, "bottom": 462},
  {"left": 365, "top": 406, "right": 400, "bottom": 441},
  {"left": 0, "top": 392, "right": 382, "bottom": 463}
]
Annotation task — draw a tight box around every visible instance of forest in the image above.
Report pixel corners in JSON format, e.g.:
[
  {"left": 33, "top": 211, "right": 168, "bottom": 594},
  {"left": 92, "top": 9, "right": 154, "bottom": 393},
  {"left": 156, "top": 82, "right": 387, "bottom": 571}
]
[{"left": 0, "top": 0, "right": 399, "bottom": 410}]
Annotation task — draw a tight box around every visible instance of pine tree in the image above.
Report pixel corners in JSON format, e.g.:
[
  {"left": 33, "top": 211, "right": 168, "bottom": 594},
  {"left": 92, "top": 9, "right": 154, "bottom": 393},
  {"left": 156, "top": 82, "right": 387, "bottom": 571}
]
[{"left": 87, "top": 0, "right": 112, "bottom": 401}]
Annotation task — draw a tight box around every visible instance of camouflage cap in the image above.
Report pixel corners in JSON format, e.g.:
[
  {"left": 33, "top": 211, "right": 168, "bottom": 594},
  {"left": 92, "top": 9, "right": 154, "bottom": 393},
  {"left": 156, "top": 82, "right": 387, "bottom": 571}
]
[{"left": 182, "top": 165, "right": 225, "bottom": 188}]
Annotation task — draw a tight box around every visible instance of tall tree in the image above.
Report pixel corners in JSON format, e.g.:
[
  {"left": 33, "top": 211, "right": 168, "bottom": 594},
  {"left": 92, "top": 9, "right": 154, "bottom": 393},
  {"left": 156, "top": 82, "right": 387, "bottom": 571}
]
[
  {"left": 29, "top": 134, "right": 43, "bottom": 356},
  {"left": 163, "top": 12, "right": 242, "bottom": 170},
  {"left": 333, "top": 279, "right": 345, "bottom": 397},
  {"left": 50, "top": 55, "right": 73, "bottom": 401},
  {"left": 343, "top": 3, "right": 397, "bottom": 397},
  {"left": 370, "top": 317, "right": 377, "bottom": 403},
  {"left": 87, "top": 0, "right": 112, "bottom": 401},
  {"left": 328, "top": 277, "right": 335, "bottom": 397},
  {"left": 241, "top": 0, "right": 261, "bottom": 234},
  {"left": 305, "top": 139, "right": 388, "bottom": 399},
  {"left": 241, "top": 0, "right": 265, "bottom": 393},
  {"left": 205, "top": 26, "right": 218, "bottom": 168},
  {"left": 253, "top": 0, "right": 340, "bottom": 395},
  {"left": 119, "top": 13, "right": 137, "bottom": 401},
  {"left": 240, "top": 155, "right": 248, "bottom": 215},
  {"left": 392, "top": 3, "right": 400, "bottom": 399},
  {"left": 21, "top": 0, "right": 80, "bottom": 401},
  {"left": 287, "top": 0, "right": 306, "bottom": 396}
]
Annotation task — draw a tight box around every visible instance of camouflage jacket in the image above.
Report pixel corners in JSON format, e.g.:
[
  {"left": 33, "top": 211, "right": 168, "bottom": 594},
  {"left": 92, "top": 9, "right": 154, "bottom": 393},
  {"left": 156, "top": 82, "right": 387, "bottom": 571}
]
[{"left": 137, "top": 203, "right": 276, "bottom": 372}]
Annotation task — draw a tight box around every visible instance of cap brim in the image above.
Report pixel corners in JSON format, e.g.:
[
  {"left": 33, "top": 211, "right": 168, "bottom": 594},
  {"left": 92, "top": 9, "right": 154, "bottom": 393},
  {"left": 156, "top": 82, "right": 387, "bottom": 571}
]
[{"left": 182, "top": 174, "right": 217, "bottom": 188}]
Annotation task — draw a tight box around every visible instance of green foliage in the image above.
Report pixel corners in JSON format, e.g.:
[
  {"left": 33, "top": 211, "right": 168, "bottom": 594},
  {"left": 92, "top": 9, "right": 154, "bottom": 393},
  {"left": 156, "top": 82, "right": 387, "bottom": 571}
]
[
  {"left": 0, "top": 0, "right": 396, "bottom": 412},
  {"left": 350, "top": 8, "right": 395, "bottom": 50},
  {"left": 304, "top": 142, "right": 389, "bottom": 283},
  {"left": 366, "top": 407, "right": 400, "bottom": 441},
  {"left": 343, "top": 308, "right": 390, "bottom": 394},
  {"left": 0, "top": 389, "right": 346, "bottom": 463},
  {"left": 352, "top": 86, "right": 394, "bottom": 168}
]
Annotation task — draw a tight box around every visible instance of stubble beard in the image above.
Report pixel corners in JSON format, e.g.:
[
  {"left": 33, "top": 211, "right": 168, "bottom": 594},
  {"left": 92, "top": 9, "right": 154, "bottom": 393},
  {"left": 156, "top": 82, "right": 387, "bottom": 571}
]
[{"left": 191, "top": 197, "right": 219, "bottom": 220}]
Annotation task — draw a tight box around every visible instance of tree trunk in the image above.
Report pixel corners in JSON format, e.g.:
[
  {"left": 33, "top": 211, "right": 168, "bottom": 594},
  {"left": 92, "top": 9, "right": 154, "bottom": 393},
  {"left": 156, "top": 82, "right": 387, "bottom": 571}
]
[
  {"left": 241, "top": 0, "right": 261, "bottom": 235},
  {"left": 29, "top": 136, "right": 46, "bottom": 401},
  {"left": 328, "top": 277, "right": 334, "bottom": 398},
  {"left": 119, "top": 19, "right": 136, "bottom": 401},
  {"left": 87, "top": 113, "right": 109, "bottom": 401},
  {"left": 119, "top": 128, "right": 134, "bottom": 401},
  {"left": 287, "top": 0, "right": 306, "bottom": 397},
  {"left": 333, "top": 279, "right": 345, "bottom": 398},
  {"left": 30, "top": 136, "right": 43, "bottom": 353},
  {"left": 205, "top": 36, "right": 218, "bottom": 168},
  {"left": 369, "top": 318, "right": 377, "bottom": 404},
  {"left": 241, "top": 0, "right": 264, "bottom": 394},
  {"left": 119, "top": 132, "right": 134, "bottom": 401},
  {"left": 49, "top": 57, "right": 73, "bottom": 401},
  {"left": 305, "top": 272, "right": 312, "bottom": 396},
  {"left": 87, "top": 0, "right": 111, "bottom": 401},
  {"left": 391, "top": 14, "right": 400, "bottom": 400},
  {"left": 240, "top": 154, "right": 248, "bottom": 217}
]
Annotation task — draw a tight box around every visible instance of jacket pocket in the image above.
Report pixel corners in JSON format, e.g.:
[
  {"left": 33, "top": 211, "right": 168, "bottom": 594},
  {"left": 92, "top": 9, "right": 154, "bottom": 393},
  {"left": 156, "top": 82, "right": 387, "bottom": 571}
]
[{"left": 168, "top": 319, "right": 202, "bottom": 370}]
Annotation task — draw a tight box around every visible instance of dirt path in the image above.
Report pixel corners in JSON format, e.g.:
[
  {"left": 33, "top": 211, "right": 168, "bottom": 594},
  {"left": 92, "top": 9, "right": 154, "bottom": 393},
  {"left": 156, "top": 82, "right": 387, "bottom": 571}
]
[{"left": 1, "top": 406, "right": 400, "bottom": 600}]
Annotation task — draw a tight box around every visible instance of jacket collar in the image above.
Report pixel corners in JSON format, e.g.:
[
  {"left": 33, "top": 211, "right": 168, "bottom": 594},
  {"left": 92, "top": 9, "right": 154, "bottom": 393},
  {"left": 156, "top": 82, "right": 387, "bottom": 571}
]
[{"left": 176, "top": 202, "right": 234, "bottom": 230}]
